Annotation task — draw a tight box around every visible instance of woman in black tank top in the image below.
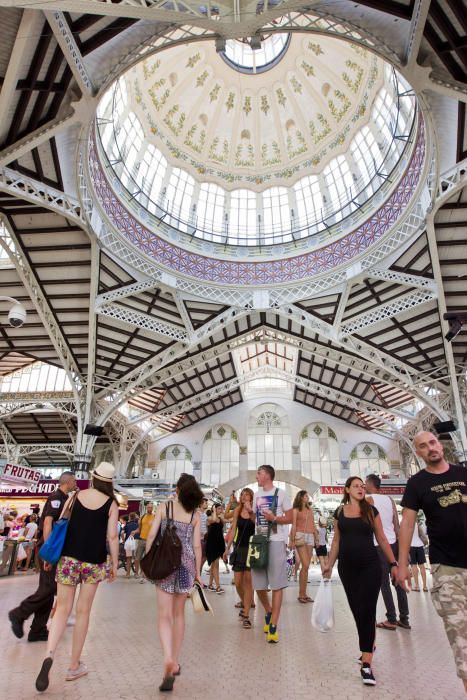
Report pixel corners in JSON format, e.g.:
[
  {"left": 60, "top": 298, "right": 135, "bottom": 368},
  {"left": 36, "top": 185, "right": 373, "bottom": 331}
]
[
  {"left": 223, "top": 488, "right": 256, "bottom": 629},
  {"left": 323, "top": 477, "right": 399, "bottom": 688},
  {"left": 35, "top": 463, "right": 119, "bottom": 693}
]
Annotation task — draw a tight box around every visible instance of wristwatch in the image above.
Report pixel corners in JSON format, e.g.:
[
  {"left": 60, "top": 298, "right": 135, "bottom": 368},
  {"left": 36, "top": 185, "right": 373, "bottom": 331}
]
[{"left": 389, "top": 561, "right": 398, "bottom": 568}]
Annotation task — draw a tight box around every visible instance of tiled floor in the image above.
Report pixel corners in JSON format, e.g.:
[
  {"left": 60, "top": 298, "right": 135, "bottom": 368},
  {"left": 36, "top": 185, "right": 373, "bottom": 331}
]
[{"left": 0, "top": 566, "right": 463, "bottom": 700}]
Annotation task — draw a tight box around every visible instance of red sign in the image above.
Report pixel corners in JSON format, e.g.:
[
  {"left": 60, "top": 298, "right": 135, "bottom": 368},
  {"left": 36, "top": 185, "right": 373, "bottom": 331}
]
[
  {"left": 320, "top": 485, "right": 406, "bottom": 496},
  {"left": 1, "top": 463, "right": 42, "bottom": 486},
  {"left": 0, "top": 479, "right": 89, "bottom": 498}
]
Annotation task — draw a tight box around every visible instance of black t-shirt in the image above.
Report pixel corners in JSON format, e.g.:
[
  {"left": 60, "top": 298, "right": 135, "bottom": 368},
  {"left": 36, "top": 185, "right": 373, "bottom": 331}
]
[
  {"left": 401, "top": 465, "right": 467, "bottom": 567},
  {"left": 37, "top": 489, "right": 69, "bottom": 546},
  {"left": 334, "top": 505, "right": 380, "bottom": 566}
]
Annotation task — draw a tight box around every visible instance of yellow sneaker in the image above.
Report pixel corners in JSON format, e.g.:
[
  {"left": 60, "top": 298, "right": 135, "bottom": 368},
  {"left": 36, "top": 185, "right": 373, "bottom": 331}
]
[
  {"left": 263, "top": 613, "right": 271, "bottom": 633},
  {"left": 267, "top": 626, "right": 279, "bottom": 643}
]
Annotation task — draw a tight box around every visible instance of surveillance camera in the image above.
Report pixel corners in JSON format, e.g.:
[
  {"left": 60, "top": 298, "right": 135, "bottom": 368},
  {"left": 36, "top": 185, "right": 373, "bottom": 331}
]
[{"left": 8, "top": 303, "right": 26, "bottom": 327}]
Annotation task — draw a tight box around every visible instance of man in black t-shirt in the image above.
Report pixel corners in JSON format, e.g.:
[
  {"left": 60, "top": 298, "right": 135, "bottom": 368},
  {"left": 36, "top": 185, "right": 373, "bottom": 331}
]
[
  {"left": 397, "top": 431, "right": 467, "bottom": 690},
  {"left": 8, "top": 472, "right": 76, "bottom": 642}
]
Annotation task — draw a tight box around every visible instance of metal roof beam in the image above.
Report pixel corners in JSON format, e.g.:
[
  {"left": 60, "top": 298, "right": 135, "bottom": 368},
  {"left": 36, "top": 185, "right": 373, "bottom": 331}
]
[
  {"left": 404, "top": 0, "right": 432, "bottom": 68},
  {"left": 0, "top": 220, "right": 83, "bottom": 417},
  {"left": 44, "top": 11, "right": 95, "bottom": 97},
  {"left": 0, "top": 167, "right": 83, "bottom": 226},
  {"left": 0, "top": 111, "right": 79, "bottom": 168},
  {"left": 339, "top": 288, "right": 437, "bottom": 337},
  {"left": 95, "top": 301, "right": 190, "bottom": 342}
]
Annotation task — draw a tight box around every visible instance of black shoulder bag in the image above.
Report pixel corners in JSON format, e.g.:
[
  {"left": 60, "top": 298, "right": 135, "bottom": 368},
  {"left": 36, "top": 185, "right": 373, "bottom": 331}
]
[{"left": 141, "top": 501, "right": 182, "bottom": 581}]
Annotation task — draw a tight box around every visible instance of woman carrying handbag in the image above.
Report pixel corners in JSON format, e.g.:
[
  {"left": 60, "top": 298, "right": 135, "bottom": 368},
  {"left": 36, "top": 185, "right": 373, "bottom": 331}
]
[
  {"left": 145, "top": 473, "right": 204, "bottom": 692},
  {"left": 223, "top": 488, "right": 255, "bottom": 628},
  {"left": 35, "top": 462, "right": 119, "bottom": 693}
]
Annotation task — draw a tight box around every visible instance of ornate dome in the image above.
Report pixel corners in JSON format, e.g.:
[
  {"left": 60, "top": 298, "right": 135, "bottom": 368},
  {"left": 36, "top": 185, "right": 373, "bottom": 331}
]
[{"left": 92, "top": 30, "right": 422, "bottom": 262}]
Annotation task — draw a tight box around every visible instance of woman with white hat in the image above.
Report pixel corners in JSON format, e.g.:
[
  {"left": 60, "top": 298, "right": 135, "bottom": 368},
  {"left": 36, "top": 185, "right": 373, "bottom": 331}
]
[{"left": 35, "top": 462, "right": 119, "bottom": 693}]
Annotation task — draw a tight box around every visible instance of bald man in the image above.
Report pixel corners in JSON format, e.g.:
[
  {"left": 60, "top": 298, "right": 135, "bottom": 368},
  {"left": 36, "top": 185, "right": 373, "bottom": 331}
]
[{"left": 397, "top": 431, "right": 467, "bottom": 692}]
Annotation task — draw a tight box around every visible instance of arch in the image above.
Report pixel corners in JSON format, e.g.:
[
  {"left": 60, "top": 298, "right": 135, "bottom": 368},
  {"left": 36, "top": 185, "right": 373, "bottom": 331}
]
[
  {"left": 300, "top": 422, "right": 341, "bottom": 484},
  {"left": 247, "top": 403, "right": 292, "bottom": 471},
  {"left": 349, "top": 441, "right": 390, "bottom": 478},
  {"left": 158, "top": 444, "right": 193, "bottom": 483},
  {"left": 201, "top": 424, "right": 239, "bottom": 486}
]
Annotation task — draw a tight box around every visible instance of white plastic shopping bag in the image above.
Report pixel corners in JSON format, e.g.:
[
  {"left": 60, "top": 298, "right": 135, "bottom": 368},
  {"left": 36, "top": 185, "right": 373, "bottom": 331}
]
[
  {"left": 124, "top": 535, "right": 136, "bottom": 556},
  {"left": 311, "top": 578, "right": 334, "bottom": 632}
]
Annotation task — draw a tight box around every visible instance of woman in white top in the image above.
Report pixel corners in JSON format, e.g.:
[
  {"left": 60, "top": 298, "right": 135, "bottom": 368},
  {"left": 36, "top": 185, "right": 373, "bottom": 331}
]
[{"left": 18, "top": 514, "right": 38, "bottom": 571}]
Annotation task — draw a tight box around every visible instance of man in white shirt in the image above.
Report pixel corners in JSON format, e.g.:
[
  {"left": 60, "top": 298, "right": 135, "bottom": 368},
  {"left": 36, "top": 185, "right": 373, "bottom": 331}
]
[
  {"left": 252, "top": 464, "right": 292, "bottom": 644},
  {"left": 365, "top": 473, "right": 410, "bottom": 630}
]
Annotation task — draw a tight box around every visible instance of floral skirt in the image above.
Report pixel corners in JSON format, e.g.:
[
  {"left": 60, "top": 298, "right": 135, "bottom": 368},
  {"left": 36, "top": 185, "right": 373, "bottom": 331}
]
[{"left": 56, "top": 556, "right": 108, "bottom": 586}]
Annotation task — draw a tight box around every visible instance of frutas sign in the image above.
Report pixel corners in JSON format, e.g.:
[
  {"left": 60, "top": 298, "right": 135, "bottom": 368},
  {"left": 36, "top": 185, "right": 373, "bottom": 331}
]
[{"left": 1, "top": 463, "right": 42, "bottom": 486}]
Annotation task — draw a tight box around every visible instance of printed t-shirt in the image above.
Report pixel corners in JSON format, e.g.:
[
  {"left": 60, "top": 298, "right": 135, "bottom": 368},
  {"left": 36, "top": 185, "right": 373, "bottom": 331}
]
[
  {"left": 253, "top": 487, "right": 292, "bottom": 543},
  {"left": 401, "top": 464, "right": 467, "bottom": 567}
]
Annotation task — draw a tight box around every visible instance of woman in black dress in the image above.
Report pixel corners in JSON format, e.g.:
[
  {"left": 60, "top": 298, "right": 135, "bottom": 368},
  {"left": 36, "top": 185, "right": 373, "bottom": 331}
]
[
  {"left": 223, "top": 488, "right": 255, "bottom": 628},
  {"left": 324, "top": 476, "right": 398, "bottom": 687},
  {"left": 205, "top": 504, "right": 226, "bottom": 594}
]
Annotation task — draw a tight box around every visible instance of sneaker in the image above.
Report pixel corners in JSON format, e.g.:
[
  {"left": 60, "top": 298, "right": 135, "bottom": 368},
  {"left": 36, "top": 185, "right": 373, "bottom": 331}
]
[
  {"left": 8, "top": 610, "right": 24, "bottom": 639},
  {"left": 66, "top": 662, "right": 88, "bottom": 682},
  {"left": 267, "top": 624, "right": 279, "bottom": 643},
  {"left": 263, "top": 612, "right": 272, "bottom": 633},
  {"left": 360, "top": 664, "right": 376, "bottom": 686}
]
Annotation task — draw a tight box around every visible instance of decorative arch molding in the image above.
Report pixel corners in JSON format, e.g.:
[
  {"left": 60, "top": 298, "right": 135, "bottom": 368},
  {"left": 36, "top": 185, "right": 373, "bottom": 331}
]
[
  {"left": 300, "top": 421, "right": 341, "bottom": 484},
  {"left": 158, "top": 443, "right": 193, "bottom": 482},
  {"left": 349, "top": 441, "right": 390, "bottom": 478},
  {"left": 201, "top": 423, "right": 240, "bottom": 486}
]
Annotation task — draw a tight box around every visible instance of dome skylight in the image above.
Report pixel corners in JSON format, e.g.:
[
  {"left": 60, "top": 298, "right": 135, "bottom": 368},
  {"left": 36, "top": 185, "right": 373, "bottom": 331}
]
[
  {"left": 221, "top": 34, "right": 290, "bottom": 74},
  {"left": 94, "top": 33, "right": 418, "bottom": 250}
]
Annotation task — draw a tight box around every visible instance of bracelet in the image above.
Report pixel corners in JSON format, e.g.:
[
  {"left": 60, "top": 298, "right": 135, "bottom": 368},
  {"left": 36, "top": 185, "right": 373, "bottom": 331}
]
[{"left": 389, "top": 561, "right": 397, "bottom": 568}]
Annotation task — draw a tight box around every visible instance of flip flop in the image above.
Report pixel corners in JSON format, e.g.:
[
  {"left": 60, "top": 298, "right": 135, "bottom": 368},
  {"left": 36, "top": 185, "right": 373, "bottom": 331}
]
[
  {"left": 298, "top": 597, "right": 308, "bottom": 604},
  {"left": 159, "top": 675, "right": 175, "bottom": 692},
  {"left": 376, "top": 621, "right": 396, "bottom": 630}
]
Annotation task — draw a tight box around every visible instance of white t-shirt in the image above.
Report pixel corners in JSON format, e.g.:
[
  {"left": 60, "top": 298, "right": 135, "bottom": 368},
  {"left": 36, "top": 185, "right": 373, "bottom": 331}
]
[
  {"left": 411, "top": 526, "right": 424, "bottom": 547},
  {"left": 253, "top": 487, "right": 292, "bottom": 543},
  {"left": 370, "top": 494, "right": 397, "bottom": 545},
  {"left": 24, "top": 522, "right": 38, "bottom": 541}
]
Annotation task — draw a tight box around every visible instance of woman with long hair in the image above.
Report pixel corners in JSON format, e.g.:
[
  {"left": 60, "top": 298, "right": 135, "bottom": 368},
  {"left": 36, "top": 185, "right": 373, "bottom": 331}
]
[
  {"left": 223, "top": 488, "right": 255, "bottom": 628},
  {"left": 205, "top": 503, "right": 225, "bottom": 594},
  {"left": 35, "top": 462, "right": 119, "bottom": 693},
  {"left": 145, "top": 473, "right": 203, "bottom": 692},
  {"left": 323, "top": 476, "right": 399, "bottom": 687},
  {"left": 315, "top": 515, "right": 329, "bottom": 574},
  {"left": 289, "top": 490, "right": 317, "bottom": 603}
]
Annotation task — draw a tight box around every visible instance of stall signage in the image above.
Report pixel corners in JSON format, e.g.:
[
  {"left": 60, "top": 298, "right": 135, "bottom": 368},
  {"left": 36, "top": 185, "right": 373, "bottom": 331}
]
[
  {"left": 0, "top": 479, "right": 89, "bottom": 498},
  {"left": 1, "top": 463, "right": 42, "bottom": 486},
  {"left": 320, "top": 484, "right": 406, "bottom": 495}
]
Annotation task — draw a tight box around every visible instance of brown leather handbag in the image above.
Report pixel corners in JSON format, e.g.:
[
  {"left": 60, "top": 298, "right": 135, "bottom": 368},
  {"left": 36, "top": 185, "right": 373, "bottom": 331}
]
[{"left": 141, "top": 501, "right": 182, "bottom": 581}]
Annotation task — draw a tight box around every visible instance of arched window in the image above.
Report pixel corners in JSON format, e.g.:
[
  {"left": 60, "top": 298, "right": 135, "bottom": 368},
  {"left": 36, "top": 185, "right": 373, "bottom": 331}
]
[
  {"left": 248, "top": 403, "right": 292, "bottom": 470},
  {"left": 158, "top": 444, "right": 193, "bottom": 483},
  {"left": 300, "top": 423, "right": 340, "bottom": 484},
  {"left": 349, "top": 442, "right": 390, "bottom": 478},
  {"left": 201, "top": 424, "right": 240, "bottom": 486}
]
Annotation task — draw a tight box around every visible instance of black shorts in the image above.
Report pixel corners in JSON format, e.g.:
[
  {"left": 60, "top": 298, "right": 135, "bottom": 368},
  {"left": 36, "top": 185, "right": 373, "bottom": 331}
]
[
  {"left": 315, "top": 545, "right": 327, "bottom": 557},
  {"left": 410, "top": 546, "right": 426, "bottom": 565}
]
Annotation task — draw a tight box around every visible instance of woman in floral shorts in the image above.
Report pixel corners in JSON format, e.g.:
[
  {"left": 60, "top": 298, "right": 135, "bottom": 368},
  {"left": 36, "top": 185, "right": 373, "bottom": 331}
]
[{"left": 35, "top": 462, "right": 119, "bottom": 693}]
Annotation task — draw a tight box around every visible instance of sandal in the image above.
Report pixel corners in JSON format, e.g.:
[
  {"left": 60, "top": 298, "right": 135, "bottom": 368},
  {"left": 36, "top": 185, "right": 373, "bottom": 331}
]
[
  {"left": 242, "top": 618, "right": 252, "bottom": 629},
  {"left": 423, "top": 587, "right": 428, "bottom": 592},
  {"left": 376, "top": 621, "right": 396, "bottom": 630},
  {"left": 216, "top": 587, "right": 225, "bottom": 594},
  {"left": 159, "top": 675, "right": 175, "bottom": 692},
  {"left": 238, "top": 610, "right": 247, "bottom": 618},
  {"left": 207, "top": 585, "right": 216, "bottom": 591},
  {"left": 234, "top": 601, "right": 243, "bottom": 608},
  {"left": 413, "top": 587, "right": 420, "bottom": 591},
  {"left": 174, "top": 665, "right": 181, "bottom": 676},
  {"left": 305, "top": 596, "right": 314, "bottom": 603},
  {"left": 298, "top": 597, "right": 308, "bottom": 604}
]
